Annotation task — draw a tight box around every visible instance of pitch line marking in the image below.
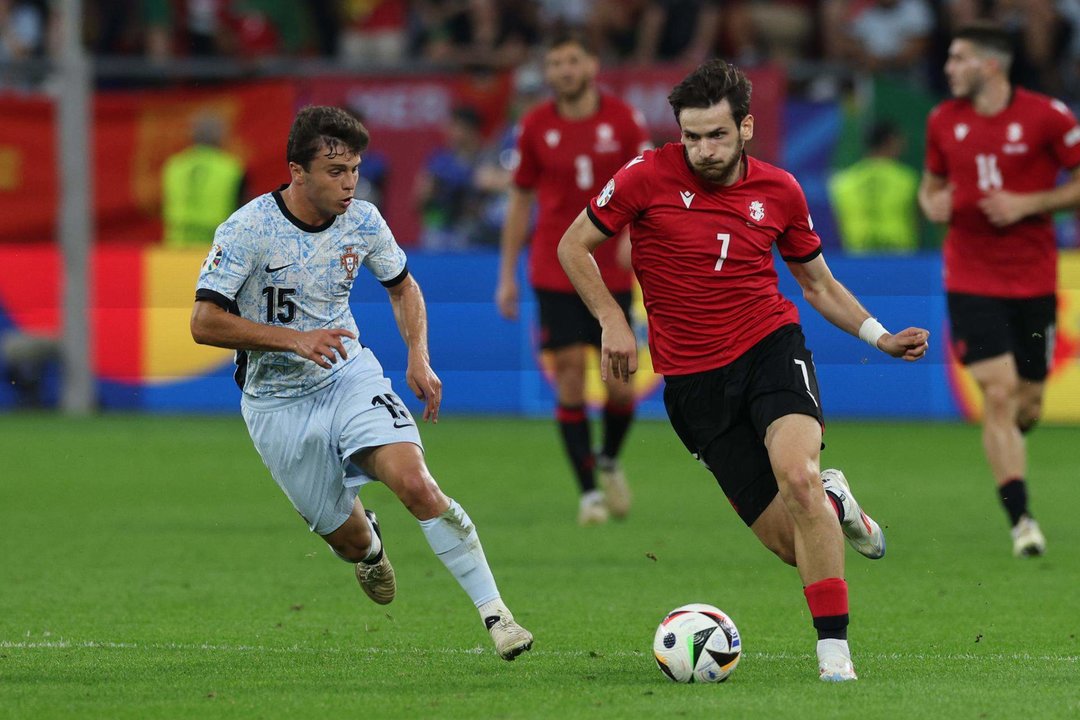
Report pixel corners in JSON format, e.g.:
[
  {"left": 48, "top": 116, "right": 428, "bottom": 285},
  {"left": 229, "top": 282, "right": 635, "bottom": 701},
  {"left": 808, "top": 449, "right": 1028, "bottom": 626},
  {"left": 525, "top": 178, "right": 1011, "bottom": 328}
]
[{"left": 2, "top": 640, "right": 1077, "bottom": 664}]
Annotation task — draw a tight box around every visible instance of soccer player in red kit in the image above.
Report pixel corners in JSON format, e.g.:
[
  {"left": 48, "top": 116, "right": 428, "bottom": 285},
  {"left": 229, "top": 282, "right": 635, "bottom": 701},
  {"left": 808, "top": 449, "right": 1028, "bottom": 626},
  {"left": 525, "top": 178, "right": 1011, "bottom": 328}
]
[
  {"left": 559, "top": 59, "right": 929, "bottom": 681},
  {"left": 919, "top": 23, "right": 1080, "bottom": 558},
  {"left": 496, "top": 33, "right": 651, "bottom": 526}
]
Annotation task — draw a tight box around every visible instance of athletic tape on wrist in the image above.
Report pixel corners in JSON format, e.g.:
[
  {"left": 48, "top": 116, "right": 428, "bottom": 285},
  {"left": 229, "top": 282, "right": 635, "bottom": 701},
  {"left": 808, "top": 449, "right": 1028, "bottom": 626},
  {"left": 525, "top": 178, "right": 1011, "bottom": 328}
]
[{"left": 858, "top": 317, "right": 889, "bottom": 348}]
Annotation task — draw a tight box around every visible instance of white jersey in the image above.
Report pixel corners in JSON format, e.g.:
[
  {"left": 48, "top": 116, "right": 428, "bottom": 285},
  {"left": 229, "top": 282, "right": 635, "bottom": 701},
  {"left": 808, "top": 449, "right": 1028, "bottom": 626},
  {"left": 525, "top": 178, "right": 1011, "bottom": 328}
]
[{"left": 196, "top": 187, "right": 408, "bottom": 398}]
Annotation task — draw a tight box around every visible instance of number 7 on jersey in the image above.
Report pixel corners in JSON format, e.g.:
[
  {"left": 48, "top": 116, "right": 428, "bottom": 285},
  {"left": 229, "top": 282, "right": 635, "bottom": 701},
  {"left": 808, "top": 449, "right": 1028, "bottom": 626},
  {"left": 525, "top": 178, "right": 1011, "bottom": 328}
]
[{"left": 715, "top": 233, "right": 731, "bottom": 271}]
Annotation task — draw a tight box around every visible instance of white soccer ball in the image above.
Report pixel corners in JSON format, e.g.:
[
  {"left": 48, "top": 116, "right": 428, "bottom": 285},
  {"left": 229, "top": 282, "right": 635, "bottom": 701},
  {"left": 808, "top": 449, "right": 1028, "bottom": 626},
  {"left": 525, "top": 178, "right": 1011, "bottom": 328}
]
[{"left": 652, "top": 603, "right": 742, "bottom": 683}]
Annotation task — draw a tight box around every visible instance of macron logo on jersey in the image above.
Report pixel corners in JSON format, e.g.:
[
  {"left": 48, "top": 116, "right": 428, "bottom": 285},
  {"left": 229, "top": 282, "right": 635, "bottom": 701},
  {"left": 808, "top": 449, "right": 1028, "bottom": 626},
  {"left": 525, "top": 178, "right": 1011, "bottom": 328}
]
[
  {"left": 680, "top": 191, "right": 695, "bottom": 208},
  {"left": 955, "top": 123, "right": 969, "bottom": 141}
]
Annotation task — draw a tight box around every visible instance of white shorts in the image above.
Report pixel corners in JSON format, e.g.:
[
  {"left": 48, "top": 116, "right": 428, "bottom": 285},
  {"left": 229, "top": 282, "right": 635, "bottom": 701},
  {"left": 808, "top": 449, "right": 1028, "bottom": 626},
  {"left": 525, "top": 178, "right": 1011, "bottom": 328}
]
[{"left": 241, "top": 348, "right": 424, "bottom": 535}]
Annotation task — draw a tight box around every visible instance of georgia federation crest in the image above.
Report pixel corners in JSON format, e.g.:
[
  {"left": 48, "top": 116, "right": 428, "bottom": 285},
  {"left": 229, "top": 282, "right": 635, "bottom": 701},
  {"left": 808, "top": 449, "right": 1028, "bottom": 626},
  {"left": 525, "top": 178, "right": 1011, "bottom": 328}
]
[
  {"left": 597, "top": 179, "right": 615, "bottom": 207},
  {"left": 749, "top": 200, "right": 765, "bottom": 222},
  {"left": 340, "top": 246, "right": 359, "bottom": 280}
]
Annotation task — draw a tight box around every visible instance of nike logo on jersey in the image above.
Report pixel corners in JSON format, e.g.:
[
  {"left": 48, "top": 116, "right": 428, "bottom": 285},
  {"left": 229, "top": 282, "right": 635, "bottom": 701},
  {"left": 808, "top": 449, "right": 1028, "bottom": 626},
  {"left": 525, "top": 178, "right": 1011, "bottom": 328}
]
[
  {"left": 625, "top": 155, "right": 645, "bottom": 169},
  {"left": 393, "top": 421, "right": 415, "bottom": 429},
  {"left": 265, "top": 263, "right": 294, "bottom": 273},
  {"left": 680, "top": 191, "right": 695, "bottom": 208}
]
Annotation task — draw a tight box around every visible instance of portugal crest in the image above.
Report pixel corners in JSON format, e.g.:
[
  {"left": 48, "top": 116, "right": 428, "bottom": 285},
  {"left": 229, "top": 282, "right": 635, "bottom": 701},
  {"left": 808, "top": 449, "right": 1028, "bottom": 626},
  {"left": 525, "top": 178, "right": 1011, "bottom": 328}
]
[{"left": 340, "top": 246, "right": 359, "bottom": 280}]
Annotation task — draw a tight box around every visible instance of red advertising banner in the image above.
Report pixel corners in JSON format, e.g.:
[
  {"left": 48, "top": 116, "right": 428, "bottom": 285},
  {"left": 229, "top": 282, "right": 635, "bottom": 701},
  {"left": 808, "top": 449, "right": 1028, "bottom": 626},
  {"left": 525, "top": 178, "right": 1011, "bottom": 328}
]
[
  {"left": 0, "top": 66, "right": 783, "bottom": 247},
  {"left": 0, "top": 81, "right": 296, "bottom": 244}
]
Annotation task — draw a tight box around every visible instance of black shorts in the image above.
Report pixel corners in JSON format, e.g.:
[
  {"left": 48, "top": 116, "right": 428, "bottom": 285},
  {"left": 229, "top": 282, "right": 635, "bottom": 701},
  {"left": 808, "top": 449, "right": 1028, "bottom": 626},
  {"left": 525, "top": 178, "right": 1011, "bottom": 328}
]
[
  {"left": 947, "top": 293, "right": 1056, "bottom": 381},
  {"left": 663, "top": 324, "right": 825, "bottom": 527},
  {"left": 535, "top": 289, "right": 633, "bottom": 350}
]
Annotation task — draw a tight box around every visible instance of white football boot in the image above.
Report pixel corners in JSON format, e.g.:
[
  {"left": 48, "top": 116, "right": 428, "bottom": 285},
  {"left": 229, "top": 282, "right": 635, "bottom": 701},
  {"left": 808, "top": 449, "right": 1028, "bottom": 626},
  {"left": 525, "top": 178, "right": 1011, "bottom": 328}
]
[
  {"left": 1011, "top": 516, "right": 1046, "bottom": 557},
  {"left": 577, "top": 490, "right": 609, "bottom": 526},
  {"left": 485, "top": 610, "right": 534, "bottom": 661},
  {"left": 821, "top": 469, "right": 886, "bottom": 560},
  {"left": 596, "top": 455, "right": 632, "bottom": 519},
  {"left": 354, "top": 510, "right": 396, "bottom": 605},
  {"left": 817, "top": 639, "right": 858, "bottom": 682}
]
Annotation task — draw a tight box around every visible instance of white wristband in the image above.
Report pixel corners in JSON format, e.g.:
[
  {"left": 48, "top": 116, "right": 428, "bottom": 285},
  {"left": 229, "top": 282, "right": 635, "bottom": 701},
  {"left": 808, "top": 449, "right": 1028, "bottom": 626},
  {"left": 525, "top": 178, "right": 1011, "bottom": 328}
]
[{"left": 858, "top": 317, "right": 889, "bottom": 348}]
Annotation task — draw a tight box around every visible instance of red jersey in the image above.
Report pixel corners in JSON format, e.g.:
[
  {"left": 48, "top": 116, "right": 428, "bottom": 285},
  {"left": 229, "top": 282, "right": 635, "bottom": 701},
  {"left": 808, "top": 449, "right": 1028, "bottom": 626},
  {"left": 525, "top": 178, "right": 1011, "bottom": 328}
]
[
  {"left": 514, "top": 93, "right": 650, "bottom": 292},
  {"left": 925, "top": 87, "right": 1080, "bottom": 297},
  {"left": 588, "top": 144, "right": 822, "bottom": 375}
]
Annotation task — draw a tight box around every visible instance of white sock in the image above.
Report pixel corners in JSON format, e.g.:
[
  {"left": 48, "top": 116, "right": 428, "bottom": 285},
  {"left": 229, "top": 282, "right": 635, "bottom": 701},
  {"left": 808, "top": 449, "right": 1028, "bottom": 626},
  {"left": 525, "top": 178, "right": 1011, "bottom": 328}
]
[
  {"left": 816, "top": 638, "right": 851, "bottom": 660},
  {"left": 477, "top": 597, "right": 511, "bottom": 623},
  {"left": 419, "top": 499, "right": 500, "bottom": 608}
]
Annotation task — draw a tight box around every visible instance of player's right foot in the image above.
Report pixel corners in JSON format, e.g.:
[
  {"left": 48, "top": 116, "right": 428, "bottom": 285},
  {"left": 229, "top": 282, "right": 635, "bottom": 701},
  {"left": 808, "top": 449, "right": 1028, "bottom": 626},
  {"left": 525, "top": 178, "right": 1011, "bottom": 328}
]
[
  {"left": 577, "top": 490, "right": 609, "bottom": 526},
  {"left": 485, "top": 612, "right": 534, "bottom": 661},
  {"left": 355, "top": 510, "right": 396, "bottom": 604},
  {"left": 817, "top": 639, "right": 858, "bottom": 682},
  {"left": 821, "top": 468, "right": 886, "bottom": 560},
  {"left": 1011, "top": 515, "right": 1046, "bottom": 557},
  {"left": 597, "top": 455, "right": 632, "bottom": 519}
]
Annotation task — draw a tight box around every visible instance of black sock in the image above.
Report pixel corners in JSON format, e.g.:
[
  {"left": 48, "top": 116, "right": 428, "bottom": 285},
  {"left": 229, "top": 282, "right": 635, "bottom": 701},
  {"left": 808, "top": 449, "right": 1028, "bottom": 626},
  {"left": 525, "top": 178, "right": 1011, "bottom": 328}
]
[
  {"left": 601, "top": 401, "right": 635, "bottom": 460},
  {"left": 813, "top": 614, "right": 849, "bottom": 641},
  {"left": 556, "top": 404, "right": 595, "bottom": 492},
  {"left": 998, "top": 478, "right": 1029, "bottom": 527}
]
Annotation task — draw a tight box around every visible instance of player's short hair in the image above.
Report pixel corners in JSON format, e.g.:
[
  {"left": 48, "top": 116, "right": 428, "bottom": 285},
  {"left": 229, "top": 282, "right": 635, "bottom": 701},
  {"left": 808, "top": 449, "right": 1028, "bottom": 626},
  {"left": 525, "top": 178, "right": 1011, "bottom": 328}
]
[
  {"left": 954, "top": 22, "right": 1014, "bottom": 62},
  {"left": 287, "top": 106, "right": 370, "bottom": 170},
  {"left": 668, "top": 59, "right": 752, "bottom": 126},
  {"left": 545, "top": 29, "right": 594, "bottom": 56}
]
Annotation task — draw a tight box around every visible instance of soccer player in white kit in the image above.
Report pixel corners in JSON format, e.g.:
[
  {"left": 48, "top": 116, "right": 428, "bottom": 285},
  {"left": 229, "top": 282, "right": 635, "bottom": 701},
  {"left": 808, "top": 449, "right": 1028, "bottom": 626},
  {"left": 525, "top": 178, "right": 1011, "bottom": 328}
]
[{"left": 190, "top": 105, "right": 533, "bottom": 660}]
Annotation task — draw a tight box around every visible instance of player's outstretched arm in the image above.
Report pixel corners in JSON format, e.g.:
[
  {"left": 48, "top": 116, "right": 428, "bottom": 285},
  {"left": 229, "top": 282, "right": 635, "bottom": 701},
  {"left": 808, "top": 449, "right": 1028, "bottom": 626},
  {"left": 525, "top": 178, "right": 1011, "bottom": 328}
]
[
  {"left": 558, "top": 210, "right": 637, "bottom": 382},
  {"left": 386, "top": 275, "right": 442, "bottom": 422},
  {"left": 190, "top": 299, "right": 355, "bottom": 369},
  {"left": 786, "top": 255, "right": 929, "bottom": 361}
]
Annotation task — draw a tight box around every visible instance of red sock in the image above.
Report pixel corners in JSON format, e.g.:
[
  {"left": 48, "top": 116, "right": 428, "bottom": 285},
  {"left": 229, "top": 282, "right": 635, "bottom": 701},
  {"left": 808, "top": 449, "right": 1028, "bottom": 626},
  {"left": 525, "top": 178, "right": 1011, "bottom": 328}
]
[{"left": 804, "top": 577, "right": 849, "bottom": 640}]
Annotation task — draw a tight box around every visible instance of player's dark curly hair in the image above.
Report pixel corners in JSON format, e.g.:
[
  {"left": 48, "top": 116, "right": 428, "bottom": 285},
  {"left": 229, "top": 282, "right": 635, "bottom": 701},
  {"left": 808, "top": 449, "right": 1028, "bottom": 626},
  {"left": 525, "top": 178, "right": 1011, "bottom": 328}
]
[
  {"left": 667, "top": 59, "right": 752, "bottom": 126},
  {"left": 286, "top": 106, "right": 370, "bottom": 170}
]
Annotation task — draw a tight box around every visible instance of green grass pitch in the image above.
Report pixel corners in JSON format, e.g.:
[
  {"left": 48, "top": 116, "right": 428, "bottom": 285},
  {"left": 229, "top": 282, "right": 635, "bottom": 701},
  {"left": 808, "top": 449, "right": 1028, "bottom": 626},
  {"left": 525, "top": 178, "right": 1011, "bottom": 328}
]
[{"left": 1, "top": 415, "right": 1078, "bottom": 719}]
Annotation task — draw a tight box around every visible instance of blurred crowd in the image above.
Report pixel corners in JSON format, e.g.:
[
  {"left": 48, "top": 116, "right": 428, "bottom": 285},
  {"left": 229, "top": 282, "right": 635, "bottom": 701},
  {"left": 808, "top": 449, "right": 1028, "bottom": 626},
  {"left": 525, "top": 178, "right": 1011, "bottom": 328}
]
[
  {"left": 0, "top": 1, "right": 1075, "bottom": 99},
  {"left": 8, "top": 0, "right": 1080, "bottom": 254}
]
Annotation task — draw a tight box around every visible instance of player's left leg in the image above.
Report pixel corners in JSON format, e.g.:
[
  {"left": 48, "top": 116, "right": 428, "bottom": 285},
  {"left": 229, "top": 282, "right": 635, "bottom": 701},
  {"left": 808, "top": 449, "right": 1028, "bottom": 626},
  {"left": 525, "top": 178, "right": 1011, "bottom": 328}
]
[
  {"left": 967, "top": 354, "right": 1044, "bottom": 555},
  {"left": 356, "top": 442, "right": 533, "bottom": 660},
  {"left": 1004, "top": 293, "right": 1055, "bottom": 556},
  {"left": 595, "top": 290, "right": 636, "bottom": 519},
  {"left": 765, "top": 414, "right": 855, "bottom": 682},
  {"left": 598, "top": 373, "right": 635, "bottom": 519},
  {"left": 550, "top": 344, "right": 606, "bottom": 525},
  {"left": 1009, "top": 377, "right": 1048, "bottom": 554}
]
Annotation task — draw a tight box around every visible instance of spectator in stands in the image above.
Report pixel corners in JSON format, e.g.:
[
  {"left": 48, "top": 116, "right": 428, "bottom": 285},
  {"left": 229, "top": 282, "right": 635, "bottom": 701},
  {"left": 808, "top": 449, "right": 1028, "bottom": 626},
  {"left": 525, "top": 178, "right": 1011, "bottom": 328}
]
[
  {"left": 415, "top": 105, "right": 501, "bottom": 249},
  {"left": 632, "top": 0, "right": 722, "bottom": 65},
  {"left": 841, "top": 0, "right": 935, "bottom": 84},
  {"left": 412, "top": 0, "right": 540, "bottom": 70},
  {"left": 725, "top": 0, "right": 817, "bottom": 67},
  {"left": 0, "top": 0, "right": 46, "bottom": 60},
  {"left": 340, "top": 0, "right": 407, "bottom": 64},
  {"left": 828, "top": 120, "right": 921, "bottom": 254},
  {"left": 161, "top": 111, "right": 247, "bottom": 248}
]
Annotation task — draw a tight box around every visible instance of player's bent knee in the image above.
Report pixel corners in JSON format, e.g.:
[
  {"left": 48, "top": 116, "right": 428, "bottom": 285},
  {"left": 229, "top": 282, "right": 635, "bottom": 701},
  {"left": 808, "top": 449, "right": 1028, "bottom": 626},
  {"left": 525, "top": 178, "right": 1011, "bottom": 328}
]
[
  {"left": 396, "top": 474, "right": 447, "bottom": 519},
  {"left": 774, "top": 468, "right": 820, "bottom": 513}
]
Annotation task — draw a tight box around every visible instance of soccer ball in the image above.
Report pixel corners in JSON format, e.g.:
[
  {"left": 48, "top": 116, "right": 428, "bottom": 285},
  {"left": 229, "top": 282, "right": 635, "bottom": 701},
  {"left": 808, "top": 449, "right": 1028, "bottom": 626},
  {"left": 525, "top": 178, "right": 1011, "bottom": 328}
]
[{"left": 652, "top": 603, "right": 742, "bottom": 683}]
